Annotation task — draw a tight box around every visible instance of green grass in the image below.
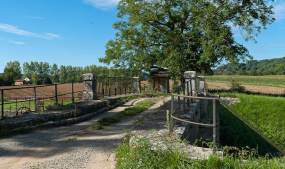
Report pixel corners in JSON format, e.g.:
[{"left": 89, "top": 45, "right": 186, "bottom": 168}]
[
  {"left": 206, "top": 75, "right": 285, "bottom": 87},
  {"left": 1, "top": 100, "right": 73, "bottom": 111},
  {"left": 116, "top": 135, "right": 285, "bottom": 169},
  {"left": 90, "top": 101, "right": 155, "bottom": 130},
  {"left": 212, "top": 92, "right": 285, "bottom": 153}
]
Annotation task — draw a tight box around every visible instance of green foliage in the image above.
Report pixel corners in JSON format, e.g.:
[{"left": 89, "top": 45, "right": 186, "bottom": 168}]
[
  {"left": 46, "top": 104, "right": 76, "bottom": 110},
  {"left": 0, "top": 97, "right": 9, "bottom": 102},
  {"left": 215, "top": 57, "right": 285, "bottom": 75},
  {"left": 229, "top": 78, "right": 245, "bottom": 93},
  {"left": 116, "top": 135, "right": 285, "bottom": 168},
  {"left": 2, "top": 61, "right": 22, "bottom": 85},
  {"left": 101, "top": 0, "right": 274, "bottom": 81}
]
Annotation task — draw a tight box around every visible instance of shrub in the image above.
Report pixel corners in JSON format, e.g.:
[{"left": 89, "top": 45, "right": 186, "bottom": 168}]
[{"left": 229, "top": 78, "right": 245, "bottom": 93}]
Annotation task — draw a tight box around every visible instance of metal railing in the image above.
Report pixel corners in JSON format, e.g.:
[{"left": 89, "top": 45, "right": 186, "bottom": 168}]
[
  {"left": 96, "top": 77, "right": 138, "bottom": 98},
  {"left": 169, "top": 78, "right": 219, "bottom": 152},
  {"left": 169, "top": 77, "right": 285, "bottom": 155}
]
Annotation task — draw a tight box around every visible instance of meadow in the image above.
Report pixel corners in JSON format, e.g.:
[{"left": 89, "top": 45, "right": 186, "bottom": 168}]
[{"left": 206, "top": 75, "right": 285, "bottom": 95}]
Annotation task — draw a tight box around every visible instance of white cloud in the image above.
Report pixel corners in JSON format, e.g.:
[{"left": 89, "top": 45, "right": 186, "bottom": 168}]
[
  {"left": 9, "top": 40, "right": 26, "bottom": 45},
  {"left": 45, "top": 33, "right": 61, "bottom": 40},
  {"left": 83, "top": 0, "right": 120, "bottom": 10},
  {"left": 0, "top": 37, "right": 26, "bottom": 45},
  {"left": 0, "top": 24, "right": 61, "bottom": 40},
  {"left": 270, "top": 0, "right": 285, "bottom": 21}
]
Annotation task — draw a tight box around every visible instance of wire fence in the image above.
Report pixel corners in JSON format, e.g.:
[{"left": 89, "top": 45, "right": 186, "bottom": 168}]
[{"left": 0, "top": 76, "right": 140, "bottom": 119}]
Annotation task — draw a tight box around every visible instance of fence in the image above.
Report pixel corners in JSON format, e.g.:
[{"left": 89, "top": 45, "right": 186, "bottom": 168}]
[
  {"left": 96, "top": 77, "right": 138, "bottom": 97},
  {"left": 1, "top": 76, "right": 141, "bottom": 119},
  {"left": 0, "top": 82, "right": 83, "bottom": 119},
  {"left": 169, "top": 77, "right": 219, "bottom": 153},
  {"left": 169, "top": 75, "right": 285, "bottom": 155}
]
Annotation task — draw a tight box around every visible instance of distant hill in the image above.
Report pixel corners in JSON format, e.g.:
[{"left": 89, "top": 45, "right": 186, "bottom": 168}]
[{"left": 214, "top": 57, "right": 285, "bottom": 75}]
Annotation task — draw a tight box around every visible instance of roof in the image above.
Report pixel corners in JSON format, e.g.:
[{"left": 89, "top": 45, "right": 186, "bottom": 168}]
[
  {"left": 15, "top": 79, "right": 25, "bottom": 82},
  {"left": 149, "top": 70, "right": 170, "bottom": 77}
]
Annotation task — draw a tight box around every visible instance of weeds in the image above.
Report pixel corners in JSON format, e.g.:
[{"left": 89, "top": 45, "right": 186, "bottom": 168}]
[
  {"left": 67, "top": 136, "right": 77, "bottom": 141},
  {"left": 116, "top": 134, "right": 285, "bottom": 168},
  {"left": 90, "top": 101, "right": 155, "bottom": 130}
]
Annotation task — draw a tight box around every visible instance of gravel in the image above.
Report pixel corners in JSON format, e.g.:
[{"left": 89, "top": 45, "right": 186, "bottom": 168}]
[{"left": 0, "top": 98, "right": 153, "bottom": 169}]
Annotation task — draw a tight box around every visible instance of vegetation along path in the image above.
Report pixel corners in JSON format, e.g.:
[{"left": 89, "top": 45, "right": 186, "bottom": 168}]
[{"left": 0, "top": 97, "right": 166, "bottom": 169}]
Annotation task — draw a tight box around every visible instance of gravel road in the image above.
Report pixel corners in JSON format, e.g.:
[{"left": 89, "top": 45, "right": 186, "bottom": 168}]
[{"left": 0, "top": 97, "right": 167, "bottom": 169}]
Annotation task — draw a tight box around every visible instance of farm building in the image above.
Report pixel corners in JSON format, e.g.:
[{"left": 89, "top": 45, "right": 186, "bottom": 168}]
[
  {"left": 15, "top": 80, "right": 25, "bottom": 85},
  {"left": 149, "top": 67, "right": 170, "bottom": 93},
  {"left": 14, "top": 77, "right": 32, "bottom": 85}
]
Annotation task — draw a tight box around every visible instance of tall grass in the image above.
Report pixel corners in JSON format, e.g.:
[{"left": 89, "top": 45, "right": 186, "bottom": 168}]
[{"left": 116, "top": 135, "right": 285, "bottom": 168}]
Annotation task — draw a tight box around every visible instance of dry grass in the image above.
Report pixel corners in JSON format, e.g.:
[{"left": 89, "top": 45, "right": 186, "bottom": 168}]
[{"left": 207, "top": 82, "right": 285, "bottom": 95}]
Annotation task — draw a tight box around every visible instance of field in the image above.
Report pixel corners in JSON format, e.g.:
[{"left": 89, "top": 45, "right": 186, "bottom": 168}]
[
  {"left": 0, "top": 83, "right": 83, "bottom": 100},
  {"left": 206, "top": 75, "right": 285, "bottom": 94}
]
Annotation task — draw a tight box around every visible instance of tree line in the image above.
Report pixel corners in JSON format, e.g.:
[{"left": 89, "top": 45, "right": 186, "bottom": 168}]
[
  {"left": 214, "top": 57, "right": 285, "bottom": 76},
  {"left": 0, "top": 61, "right": 133, "bottom": 86}
]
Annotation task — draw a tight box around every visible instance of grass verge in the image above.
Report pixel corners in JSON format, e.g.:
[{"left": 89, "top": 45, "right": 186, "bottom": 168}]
[
  {"left": 90, "top": 101, "right": 155, "bottom": 130},
  {"left": 214, "top": 93, "right": 285, "bottom": 152}
]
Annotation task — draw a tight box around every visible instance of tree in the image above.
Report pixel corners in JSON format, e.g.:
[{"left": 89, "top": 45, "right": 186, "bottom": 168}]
[
  {"left": 59, "top": 65, "right": 67, "bottom": 83},
  {"left": 42, "top": 76, "right": 52, "bottom": 84},
  {"left": 50, "top": 63, "right": 59, "bottom": 83},
  {"left": 236, "top": 66, "right": 247, "bottom": 75},
  {"left": 3, "top": 61, "right": 22, "bottom": 85},
  {"left": 100, "top": 0, "right": 275, "bottom": 81},
  {"left": 249, "top": 67, "right": 257, "bottom": 76},
  {"left": 32, "top": 72, "right": 40, "bottom": 85}
]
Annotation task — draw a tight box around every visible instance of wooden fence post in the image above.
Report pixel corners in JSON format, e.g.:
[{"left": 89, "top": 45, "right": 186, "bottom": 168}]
[
  {"left": 1, "top": 89, "right": 4, "bottom": 119},
  {"left": 213, "top": 99, "right": 216, "bottom": 154},
  {"left": 34, "top": 87, "right": 37, "bottom": 112}
]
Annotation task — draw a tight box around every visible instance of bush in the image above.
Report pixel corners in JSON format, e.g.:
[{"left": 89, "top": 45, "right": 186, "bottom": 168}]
[{"left": 229, "top": 78, "right": 245, "bottom": 93}]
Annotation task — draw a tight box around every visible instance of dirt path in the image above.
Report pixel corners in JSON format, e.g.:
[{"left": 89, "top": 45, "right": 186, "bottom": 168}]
[{"left": 0, "top": 97, "right": 168, "bottom": 169}]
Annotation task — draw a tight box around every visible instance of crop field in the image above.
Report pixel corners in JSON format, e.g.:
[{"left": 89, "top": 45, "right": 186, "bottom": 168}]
[
  {"left": 216, "top": 93, "right": 285, "bottom": 152},
  {"left": 206, "top": 75, "right": 285, "bottom": 87},
  {"left": 206, "top": 75, "right": 285, "bottom": 95},
  {"left": 0, "top": 83, "right": 83, "bottom": 100}
]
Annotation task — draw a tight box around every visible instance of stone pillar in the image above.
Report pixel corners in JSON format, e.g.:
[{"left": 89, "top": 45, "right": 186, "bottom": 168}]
[
  {"left": 82, "top": 73, "right": 97, "bottom": 100},
  {"left": 184, "top": 71, "right": 197, "bottom": 96},
  {"left": 198, "top": 76, "right": 206, "bottom": 94},
  {"left": 133, "top": 77, "right": 141, "bottom": 94}
]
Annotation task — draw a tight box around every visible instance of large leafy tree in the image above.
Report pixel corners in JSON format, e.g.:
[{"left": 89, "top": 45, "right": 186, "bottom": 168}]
[
  {"left": 3, "top": 61, "right": 22, "bottom": 85},
  {"left": 100, "top": 0, "right": 275, "bottom": 81}
]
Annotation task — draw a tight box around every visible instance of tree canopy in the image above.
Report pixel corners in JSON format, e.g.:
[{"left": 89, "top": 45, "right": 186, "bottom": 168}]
[
  {"left": 100, "top": 0, "right": 275, "bottom": 81},
  {"left": 2, "top": 61, "right": 21, "bottom": 85}
]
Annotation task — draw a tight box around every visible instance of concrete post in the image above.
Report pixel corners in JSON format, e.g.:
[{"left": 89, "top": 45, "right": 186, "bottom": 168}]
[
  {"left": 82, "top": 73, "right": 97, "bottom": 100},
  {"left": 184, "top": 71, "right": 197, "bottom": 97},
  {"left": 198, "top": 76, "right": 206, "bottom": 95},
  {"left": 133, "top": 77, "right": 141, "bottom": 94}
]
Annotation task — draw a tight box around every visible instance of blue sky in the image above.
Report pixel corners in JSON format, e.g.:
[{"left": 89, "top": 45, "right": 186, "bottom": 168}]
[{"left": 0, "top": 0, "right": 285, "bottom": 72}]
